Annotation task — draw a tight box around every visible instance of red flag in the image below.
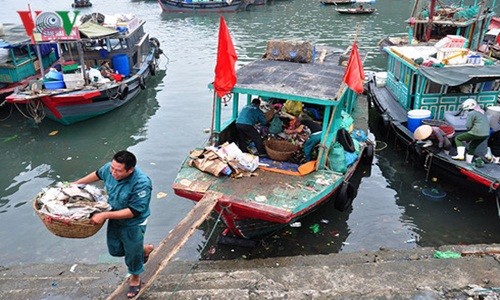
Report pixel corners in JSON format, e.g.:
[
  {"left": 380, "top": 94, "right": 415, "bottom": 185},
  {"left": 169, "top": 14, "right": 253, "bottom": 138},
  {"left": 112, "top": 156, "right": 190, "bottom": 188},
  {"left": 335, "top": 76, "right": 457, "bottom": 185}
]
[
  {"left": 213, "top": 16, "right": 237, "bottom": 98},
  {"left": 342, "top": 42, "right": 365, "bottom": 94}
]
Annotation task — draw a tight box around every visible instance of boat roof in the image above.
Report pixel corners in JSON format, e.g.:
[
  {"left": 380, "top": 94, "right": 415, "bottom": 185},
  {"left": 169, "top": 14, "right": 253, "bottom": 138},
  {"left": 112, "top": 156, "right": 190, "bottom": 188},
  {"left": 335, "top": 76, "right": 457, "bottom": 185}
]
[
  {"left": 0, "top": 24, "right": 30, "bottom": 48},
  {"left": 78, "top": 21, "right": 119, "bottom": 39},
  {"left": 232, "top": 45, "right": 360, "bottom": 105},
  {"left": 386, "top": 45, "right": 500, "bottom": 86}
]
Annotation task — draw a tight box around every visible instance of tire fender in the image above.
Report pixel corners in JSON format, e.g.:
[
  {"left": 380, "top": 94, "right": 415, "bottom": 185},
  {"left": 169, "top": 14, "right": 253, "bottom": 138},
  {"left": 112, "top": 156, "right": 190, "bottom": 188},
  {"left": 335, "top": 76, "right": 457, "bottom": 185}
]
[
  {"left": 118, "top": 83, "right": 129, "bottom": 100},
  {"left": 139, "top": 76, "right": 146, "bottom": 90},
  {"left": 362, "top": 143, "right": 374, "bottom": 165},
  {"left": 337, "top": 128, "right": 355, "bottom": 153},
  {"left": 149, "top": 62, "right": 156, "bottom": 76},
  {"left": 335, "top": 181, "right": 355, "bottom": 212}
]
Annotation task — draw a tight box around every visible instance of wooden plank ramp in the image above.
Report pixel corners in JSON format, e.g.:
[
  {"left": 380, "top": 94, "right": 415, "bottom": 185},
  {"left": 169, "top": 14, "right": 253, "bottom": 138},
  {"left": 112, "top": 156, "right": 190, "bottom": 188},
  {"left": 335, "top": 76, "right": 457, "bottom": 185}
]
[{"left": 107, "top": 191, "right": 221, "bottom": 300}]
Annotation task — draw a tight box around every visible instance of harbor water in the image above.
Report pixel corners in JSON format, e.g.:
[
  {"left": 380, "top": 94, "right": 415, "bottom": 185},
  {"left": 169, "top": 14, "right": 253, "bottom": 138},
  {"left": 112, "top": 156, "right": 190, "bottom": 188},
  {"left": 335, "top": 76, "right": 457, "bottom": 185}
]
[{"left": 0, "top": 0, "right": 498, "bottom": 265}]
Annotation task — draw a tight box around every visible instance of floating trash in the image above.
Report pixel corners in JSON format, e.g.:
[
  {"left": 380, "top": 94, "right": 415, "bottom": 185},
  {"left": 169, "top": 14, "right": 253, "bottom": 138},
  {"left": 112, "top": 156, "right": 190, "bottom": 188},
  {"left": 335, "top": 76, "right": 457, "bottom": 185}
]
[{"left": 422, "top": 187, "right": 447, "bottom": 201}]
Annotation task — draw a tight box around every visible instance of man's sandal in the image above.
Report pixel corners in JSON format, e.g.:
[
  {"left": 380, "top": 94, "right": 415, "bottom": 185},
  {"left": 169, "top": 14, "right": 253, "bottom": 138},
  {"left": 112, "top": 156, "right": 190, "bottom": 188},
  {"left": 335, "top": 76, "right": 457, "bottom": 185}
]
[{"left": 127, "top": 282, "right": 141, "bottom": 299}]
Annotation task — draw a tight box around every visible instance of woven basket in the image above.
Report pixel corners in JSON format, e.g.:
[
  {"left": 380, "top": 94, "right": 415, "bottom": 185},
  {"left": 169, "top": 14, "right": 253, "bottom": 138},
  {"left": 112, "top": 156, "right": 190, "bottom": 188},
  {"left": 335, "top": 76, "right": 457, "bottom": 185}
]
[
  {"left": 265, "top": 109, "right": 275, "bottom": 123},
  {"left": 265, "top": 139, "right": 299, "bottom": 161},
  {"left": 33, "top": 196, "right": 104, "bottom": 239}
]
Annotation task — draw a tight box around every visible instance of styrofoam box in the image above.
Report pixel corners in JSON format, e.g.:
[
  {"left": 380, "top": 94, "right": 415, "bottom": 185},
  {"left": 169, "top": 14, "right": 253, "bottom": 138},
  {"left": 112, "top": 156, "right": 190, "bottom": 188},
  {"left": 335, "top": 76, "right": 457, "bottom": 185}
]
[
  {"left": 437, "top": 48, "right": 469, "bottom": 65},
  {"left": 63, "top": 73, "right": 85, "bottom": 89}
]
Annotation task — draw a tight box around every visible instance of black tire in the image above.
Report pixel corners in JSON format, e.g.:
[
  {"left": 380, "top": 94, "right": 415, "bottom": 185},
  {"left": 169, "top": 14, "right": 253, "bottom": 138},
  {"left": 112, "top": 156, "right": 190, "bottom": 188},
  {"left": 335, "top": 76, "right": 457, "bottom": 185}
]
[
  {"left": 149, "top": 37, "right": 160, "bottom": 48},
  {"left": 149, "top": 62, "right": 156, "bottom": 76},
  {"left": 139, "top": 76, "right": 146, "bottom": 90},
  {"left": 337, "top": 128, "right": 355, "bottom": 153},
  {"left": 362, "top": 143, "right": 374, "bottom": 165},
  {"left": 335, "top": 181, "right": 355, "bottom": 212},
  {"left": 118, "top": 84, "right": 129, "bottom": 100}
]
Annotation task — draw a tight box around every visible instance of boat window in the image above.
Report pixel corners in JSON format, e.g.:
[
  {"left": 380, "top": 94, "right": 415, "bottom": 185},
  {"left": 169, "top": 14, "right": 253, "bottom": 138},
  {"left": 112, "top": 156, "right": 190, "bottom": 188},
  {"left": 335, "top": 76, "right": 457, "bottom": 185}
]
[
  {"left": 393, "top": 60, "right": 401, "bottom": 81},
  {"left": 425, "top": 80, "right": 442, "bottom": 94},
  {"left": 482, "top": 80, "right": 496, "bottom": 91}
]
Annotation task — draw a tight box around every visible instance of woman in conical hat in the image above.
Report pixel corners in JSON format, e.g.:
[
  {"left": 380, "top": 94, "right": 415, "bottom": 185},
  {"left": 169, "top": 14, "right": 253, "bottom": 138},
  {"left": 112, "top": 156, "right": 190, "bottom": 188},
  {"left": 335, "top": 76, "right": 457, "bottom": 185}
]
[{"left": 414, "top": 124, "right": 452, "bottom": 152}]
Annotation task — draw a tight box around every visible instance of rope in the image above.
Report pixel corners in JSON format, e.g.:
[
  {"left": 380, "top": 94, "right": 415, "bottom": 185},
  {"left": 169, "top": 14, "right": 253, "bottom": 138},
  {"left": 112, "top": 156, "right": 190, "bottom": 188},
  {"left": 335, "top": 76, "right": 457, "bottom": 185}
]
[
  {"left": 424, "top": 153, "right": 433, "bottom": 182},
  {"left": 168, "top": 207, "right": 224, "bottom": 299},
  {"left": 496, "top": 191, "right": 500, "bottom": 219}
]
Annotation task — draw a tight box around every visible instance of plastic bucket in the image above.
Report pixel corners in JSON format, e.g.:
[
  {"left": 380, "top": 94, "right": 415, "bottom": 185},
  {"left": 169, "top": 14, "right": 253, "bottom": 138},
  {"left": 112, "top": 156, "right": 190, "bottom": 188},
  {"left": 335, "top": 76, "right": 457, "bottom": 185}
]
[
  {"left": 407, "top": 109, "right": 431, "bottom": 133},
  {"left": 486, "top": 106, "right": 500, "bottom": 131},
  {"left": 112, "top": 54, "right": 130, "bottom": 77}
]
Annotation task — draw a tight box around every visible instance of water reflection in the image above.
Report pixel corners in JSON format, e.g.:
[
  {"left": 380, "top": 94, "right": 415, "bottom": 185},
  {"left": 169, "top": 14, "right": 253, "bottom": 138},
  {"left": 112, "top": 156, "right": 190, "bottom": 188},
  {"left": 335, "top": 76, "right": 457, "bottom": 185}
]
[{"left": 0, "top": 69, "right": 165, "bottom": 264}]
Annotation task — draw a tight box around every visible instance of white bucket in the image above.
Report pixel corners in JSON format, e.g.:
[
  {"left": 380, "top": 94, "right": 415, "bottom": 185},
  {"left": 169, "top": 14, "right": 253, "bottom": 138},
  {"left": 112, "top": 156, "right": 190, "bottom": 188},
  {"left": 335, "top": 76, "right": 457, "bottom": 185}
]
[
  {"left": 407, "top": 109, "right": 432, "bottom": 132},
  {"left": 486, "top": 106, "right": 500, "bottom": 131},
  {"left": 375, "top": 72, "right": 387, "bottom": 87}
]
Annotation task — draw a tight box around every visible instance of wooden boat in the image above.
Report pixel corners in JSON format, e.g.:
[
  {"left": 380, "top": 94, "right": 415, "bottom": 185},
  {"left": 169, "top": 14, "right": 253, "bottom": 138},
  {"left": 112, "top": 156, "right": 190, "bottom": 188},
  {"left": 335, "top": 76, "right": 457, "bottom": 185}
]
[
  {"left": 6, "top": 13, "right": 163, "bottom": 125},
  {"left": 0, "top": 24, "right": 58, "bottom": 104},
  {"left": 321, "top": 0, "right": 354, "bottom": 5},
  {"left": 158, "top": 0, "right": 250, "bottom": 13},
  {"left": 367, "top": 44, "right": 500, "bottom": 198},
  {"left": 172, "top": 40, "right": 374, "bottom": 239},
  {"left": 378, "top": 0, "right": 495, "bottom": 51},
  {"left": 335, "top": 7, "right": 376, "bottom": 14},
  {"left": 72, "top": 0, "right": 92, "bottom": 8}
]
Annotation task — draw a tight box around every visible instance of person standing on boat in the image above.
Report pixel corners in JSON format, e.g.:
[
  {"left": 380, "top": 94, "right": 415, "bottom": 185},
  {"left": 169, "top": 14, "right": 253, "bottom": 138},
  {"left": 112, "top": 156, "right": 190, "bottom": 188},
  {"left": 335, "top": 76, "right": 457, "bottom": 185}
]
[
  {"left": 74, "top": 150, "right": 153, "bottom": 298},
  {"left": 236, "top": 98, "right": 267, "bottom": 155},
  {"left": 413, "top": 124, "right": 452, "bottom": 153},
  {"left": 451, "top": 99, "right": 490, "bottom": 162}
]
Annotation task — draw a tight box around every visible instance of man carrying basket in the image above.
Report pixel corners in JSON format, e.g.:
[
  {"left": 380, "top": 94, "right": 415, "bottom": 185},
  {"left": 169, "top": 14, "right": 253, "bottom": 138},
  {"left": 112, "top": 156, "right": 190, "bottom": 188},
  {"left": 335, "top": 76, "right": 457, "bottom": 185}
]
[{"left": 75, "top": 150, "right": 153, "bottom": 298}]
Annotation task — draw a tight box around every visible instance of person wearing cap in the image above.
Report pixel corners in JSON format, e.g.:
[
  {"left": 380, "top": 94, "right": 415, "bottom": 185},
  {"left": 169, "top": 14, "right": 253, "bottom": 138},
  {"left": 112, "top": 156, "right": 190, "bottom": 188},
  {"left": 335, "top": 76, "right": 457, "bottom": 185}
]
[
  {"left": 451, "top": 98, "right": 490, "bottom": 162},
  {"left": 413, "top": 124, "right": 452, "bottom": 153}
]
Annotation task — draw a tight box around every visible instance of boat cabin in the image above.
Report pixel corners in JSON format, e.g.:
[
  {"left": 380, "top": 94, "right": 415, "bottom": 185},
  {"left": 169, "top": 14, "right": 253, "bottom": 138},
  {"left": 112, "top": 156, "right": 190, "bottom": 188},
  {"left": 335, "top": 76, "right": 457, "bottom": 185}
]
[
  {"left": 0, "top": 24, "right": 57, "bottom": 88},
  {"left": 381, "top": 44, "right": 500, "bottom": 122},
  {"left": 209, "top": 42, "right": 363, "bottom": 168}
]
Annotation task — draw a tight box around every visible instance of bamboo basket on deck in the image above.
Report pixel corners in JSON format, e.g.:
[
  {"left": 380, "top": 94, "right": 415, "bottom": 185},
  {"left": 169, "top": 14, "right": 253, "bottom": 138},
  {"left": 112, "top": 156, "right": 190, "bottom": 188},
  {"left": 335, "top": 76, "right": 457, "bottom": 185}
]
[
  {"left": 33, "top": 195, "right": 104, "bottom": 239},
  {"left": 265, "top": 139, "right": 299, "bottom": 161}
]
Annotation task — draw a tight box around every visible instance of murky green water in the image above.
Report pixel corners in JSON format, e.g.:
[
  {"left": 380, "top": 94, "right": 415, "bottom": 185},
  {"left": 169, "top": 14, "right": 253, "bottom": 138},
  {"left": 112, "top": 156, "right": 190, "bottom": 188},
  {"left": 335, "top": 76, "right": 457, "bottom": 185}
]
[{"left": 0, "top": 0, "right": 498, "bottom": 265}]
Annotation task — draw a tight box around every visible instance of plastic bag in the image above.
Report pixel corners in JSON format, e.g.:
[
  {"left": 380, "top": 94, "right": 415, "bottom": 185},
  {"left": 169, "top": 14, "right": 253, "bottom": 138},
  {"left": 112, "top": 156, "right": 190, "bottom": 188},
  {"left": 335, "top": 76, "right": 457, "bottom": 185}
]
[
  {"left": 237, "top": 153, "right": 259, "bottom": 172},
  {"left": 283, "top": 100, "right": 303, "bottom": 116},
  {"left": 433, "top": 251, "right": 461, "bottom": 259},
  {"left": 328, "top": 142, "right": 347, "bottom": 173},
  {"left": 269, "top": 115, "right": 283, "bottom": 134}
]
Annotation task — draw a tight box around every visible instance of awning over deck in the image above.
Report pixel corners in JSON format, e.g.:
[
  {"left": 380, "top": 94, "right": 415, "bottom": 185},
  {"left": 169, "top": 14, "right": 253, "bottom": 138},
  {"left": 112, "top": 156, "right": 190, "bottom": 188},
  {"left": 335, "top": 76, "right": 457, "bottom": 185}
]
[
  {"left": 78, "top": 21, "right": 119, "bottom": 39},
  {"left": 232, "top": 45, "right": 361, "bottom": 105},
  {"left": 0, "top": 24, "right": 30, "bottom": 48},
  {"left": 419, "top": 64, "right": 500, "bottom": 86}
]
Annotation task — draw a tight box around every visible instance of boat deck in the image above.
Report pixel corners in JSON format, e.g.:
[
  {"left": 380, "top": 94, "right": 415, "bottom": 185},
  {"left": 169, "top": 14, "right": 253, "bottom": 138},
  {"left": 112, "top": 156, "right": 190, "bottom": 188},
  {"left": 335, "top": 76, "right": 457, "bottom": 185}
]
[{"left": 173, "top": 95, "right": 370, "bottom": 218}]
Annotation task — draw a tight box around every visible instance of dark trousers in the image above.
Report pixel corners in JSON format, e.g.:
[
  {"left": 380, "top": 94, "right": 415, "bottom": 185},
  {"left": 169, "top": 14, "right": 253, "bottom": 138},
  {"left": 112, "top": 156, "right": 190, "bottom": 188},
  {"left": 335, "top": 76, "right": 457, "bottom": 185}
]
[{"left": 236, "top": 123, "right": 265, "bottom": 155}]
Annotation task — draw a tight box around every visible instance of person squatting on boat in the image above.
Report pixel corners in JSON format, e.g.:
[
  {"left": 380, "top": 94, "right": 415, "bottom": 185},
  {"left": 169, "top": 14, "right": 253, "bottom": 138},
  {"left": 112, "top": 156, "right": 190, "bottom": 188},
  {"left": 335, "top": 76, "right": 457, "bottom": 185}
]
[
  {"left": 236, "top": 98, "right": 268, "bottom": 156},
  {"left": 413, "top": 124, "right": 452, "bottom": 154},
  {"left": 74, "top": 150, "right": 154, "bottom": 298},
  {"left": 100, "top": 61, "right": 115, "bottom": 80},
  {"left": 451, "top": 99, "right": 490, "bottom": 162},
  {"left": 285, "top": 113, "right": 322, "bottom": 161}
]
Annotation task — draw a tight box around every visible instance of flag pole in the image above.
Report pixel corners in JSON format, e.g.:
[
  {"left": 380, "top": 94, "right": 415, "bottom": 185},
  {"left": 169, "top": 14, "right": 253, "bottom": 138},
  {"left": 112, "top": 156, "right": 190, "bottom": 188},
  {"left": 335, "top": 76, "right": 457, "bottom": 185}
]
[
  {"left": 209, "top": 91, "right": 217, "bottom": 146},
  {"left": 316, "top": 27, "right": 360, "bottom": 171}
]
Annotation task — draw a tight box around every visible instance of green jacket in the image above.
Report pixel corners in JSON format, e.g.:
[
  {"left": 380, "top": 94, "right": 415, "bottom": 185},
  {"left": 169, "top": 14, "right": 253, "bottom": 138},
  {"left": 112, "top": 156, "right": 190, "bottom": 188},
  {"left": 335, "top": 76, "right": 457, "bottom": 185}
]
[{"left": 466, "top": 110, "right": 490, "bottom": 137}]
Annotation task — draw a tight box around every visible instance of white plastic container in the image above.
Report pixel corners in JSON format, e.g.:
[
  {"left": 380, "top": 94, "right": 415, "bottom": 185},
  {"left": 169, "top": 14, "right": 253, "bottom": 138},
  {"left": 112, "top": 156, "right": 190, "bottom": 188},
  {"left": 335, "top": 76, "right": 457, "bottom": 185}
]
[{"left": 375, "top": 72, "right": 387, "bottom": 87}]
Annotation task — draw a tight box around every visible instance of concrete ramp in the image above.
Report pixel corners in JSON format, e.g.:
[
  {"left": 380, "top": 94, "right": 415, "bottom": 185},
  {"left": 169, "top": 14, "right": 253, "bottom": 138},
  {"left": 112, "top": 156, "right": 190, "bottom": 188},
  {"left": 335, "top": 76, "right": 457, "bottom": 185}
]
[{"left": 107, "top": 191, "right": 220, "bottom": 300}]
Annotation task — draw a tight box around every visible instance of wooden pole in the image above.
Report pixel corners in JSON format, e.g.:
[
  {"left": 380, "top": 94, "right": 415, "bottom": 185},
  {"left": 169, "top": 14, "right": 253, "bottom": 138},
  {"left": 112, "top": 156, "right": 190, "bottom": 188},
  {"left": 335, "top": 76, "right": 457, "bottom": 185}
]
[
  {"left": 107, "top": 191, "right": 221, "bottom": 300},
  {"left": 209, "top": 91, "right": 217, "bottom": 146}
]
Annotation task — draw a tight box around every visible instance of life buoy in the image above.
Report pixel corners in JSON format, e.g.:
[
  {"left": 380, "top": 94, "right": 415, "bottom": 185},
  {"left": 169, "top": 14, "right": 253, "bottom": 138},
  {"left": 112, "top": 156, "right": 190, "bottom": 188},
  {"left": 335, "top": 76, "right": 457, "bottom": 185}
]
[
  {"left": 362, "top": 143, "right": 374, "bottom": 166},
  {"left": 118, "top": 84, "right": 129, "bottom": 100},
  {"left": 139, "top": 76, "right": 146, "bottom": 90},
  {"left": 337, "top": 128, "right": 355, "bottom": 153},
  {"left": 335, "top": 181, "right": 356, "bottom": 212},
  {"left": 149, "top": 62, "right": 156, "bottom": 76}
]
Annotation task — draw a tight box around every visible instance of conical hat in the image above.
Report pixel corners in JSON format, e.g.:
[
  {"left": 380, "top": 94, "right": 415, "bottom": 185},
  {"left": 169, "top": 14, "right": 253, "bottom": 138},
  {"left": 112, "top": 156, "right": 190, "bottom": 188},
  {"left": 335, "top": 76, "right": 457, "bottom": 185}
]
[{"left": 413, "top": 125, "right": 432, "bottom": 140}]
